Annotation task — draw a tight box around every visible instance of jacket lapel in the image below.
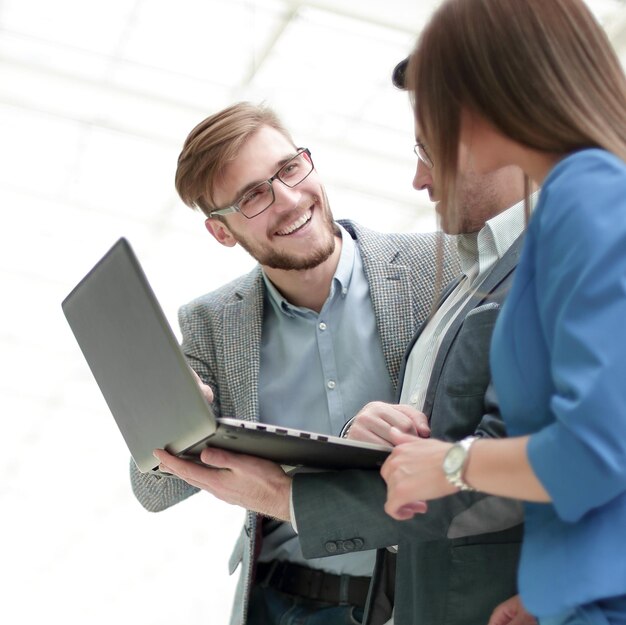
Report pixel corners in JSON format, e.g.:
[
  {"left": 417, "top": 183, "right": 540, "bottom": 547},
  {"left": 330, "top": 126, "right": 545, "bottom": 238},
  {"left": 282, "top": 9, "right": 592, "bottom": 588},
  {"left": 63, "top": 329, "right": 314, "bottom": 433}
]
[
  {"left": 221, "top": 269, "right": 264, "bottom": 421},
  {"left": 343, "top": 221, "right": 416, "bottom": 392},
  {"left": 367, "top": 260, "right": 415, "bottom": 390},
  {"left": 420, "top": 234, "right": 524, "bottom": 415},
  {"left": 395, "top": 276, "right": 463, "bottom": 399}
]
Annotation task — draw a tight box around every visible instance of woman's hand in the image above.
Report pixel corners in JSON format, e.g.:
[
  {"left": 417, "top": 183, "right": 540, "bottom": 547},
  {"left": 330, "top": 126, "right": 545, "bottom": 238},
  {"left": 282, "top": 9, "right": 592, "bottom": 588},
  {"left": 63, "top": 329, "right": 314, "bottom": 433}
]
[
  {"left": 380, "top": 429, "right": 457, "bottom": 520},
  {"left": 488, "top": 594, "right": 537, "bottom": 625}
]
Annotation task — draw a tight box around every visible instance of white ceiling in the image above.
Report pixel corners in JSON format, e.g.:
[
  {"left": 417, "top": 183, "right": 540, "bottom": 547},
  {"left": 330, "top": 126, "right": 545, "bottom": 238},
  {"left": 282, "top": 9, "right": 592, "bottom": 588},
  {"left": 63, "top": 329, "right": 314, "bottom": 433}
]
[{"left": 2, "top": 1, "right": 625, "bottom": 623}]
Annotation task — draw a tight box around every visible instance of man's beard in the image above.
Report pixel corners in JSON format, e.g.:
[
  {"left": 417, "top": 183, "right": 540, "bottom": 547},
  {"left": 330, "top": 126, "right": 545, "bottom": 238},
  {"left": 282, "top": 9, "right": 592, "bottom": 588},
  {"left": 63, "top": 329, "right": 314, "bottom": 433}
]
[
  {"left": 252, "top": 237, "right": 336, "bottom": 270},
  {"left": 233, "top": 195, "right": 337, "bottom": 271}
]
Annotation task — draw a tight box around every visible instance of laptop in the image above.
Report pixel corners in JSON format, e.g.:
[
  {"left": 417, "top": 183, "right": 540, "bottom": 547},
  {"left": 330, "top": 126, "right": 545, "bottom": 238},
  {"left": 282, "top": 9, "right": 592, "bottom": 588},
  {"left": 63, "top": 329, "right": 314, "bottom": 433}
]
[{"left": 62, "top": 238, "right": 391, "bottom": 474}]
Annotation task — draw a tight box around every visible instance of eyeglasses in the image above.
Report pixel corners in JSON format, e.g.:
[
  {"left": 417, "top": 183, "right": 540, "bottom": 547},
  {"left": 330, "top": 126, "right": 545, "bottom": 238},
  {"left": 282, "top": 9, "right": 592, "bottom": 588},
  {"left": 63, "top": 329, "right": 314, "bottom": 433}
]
[
  {"left": 413, "top": 142, "right": 434, "bottom": 169},
  {"left": 208, "top": 148, "right": 314, "bottom": 219}
]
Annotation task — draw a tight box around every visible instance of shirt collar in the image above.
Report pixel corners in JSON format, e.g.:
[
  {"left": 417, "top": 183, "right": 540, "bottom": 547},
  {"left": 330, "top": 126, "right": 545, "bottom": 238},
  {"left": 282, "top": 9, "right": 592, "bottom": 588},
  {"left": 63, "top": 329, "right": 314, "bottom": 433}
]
[
  {"left": 456, "top": 232, "right": 480, "bottom": 279},
  {"left": 262, "top": 223, "right": 355, "bottom": 316},
  {"left": 456, "top": 194, "right": 536, "bottom": 280},
  {"left": 480, "top": 194, "right": 534, "bottom": 259}
]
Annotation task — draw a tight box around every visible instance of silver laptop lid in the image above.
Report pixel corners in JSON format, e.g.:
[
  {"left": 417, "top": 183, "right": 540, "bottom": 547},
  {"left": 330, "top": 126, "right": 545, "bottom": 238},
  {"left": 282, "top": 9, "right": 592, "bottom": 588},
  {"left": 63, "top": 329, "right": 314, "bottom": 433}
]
[{"left": 62, "top": 238, "right": 217, "bottom": 472}]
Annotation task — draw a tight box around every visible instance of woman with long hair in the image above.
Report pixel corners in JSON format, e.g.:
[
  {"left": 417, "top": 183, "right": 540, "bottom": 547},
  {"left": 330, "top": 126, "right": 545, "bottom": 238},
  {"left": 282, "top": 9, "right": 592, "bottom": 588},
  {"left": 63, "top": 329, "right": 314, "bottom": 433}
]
[{"left": 380, "top": 1, "right": 626, "bottom": 623}]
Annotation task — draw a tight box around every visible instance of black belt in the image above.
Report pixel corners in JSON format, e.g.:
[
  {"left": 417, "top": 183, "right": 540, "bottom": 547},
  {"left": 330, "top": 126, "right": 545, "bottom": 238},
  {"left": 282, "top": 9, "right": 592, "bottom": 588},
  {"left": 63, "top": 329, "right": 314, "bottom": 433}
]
[{"left": 256, "top": 561, "right": 371, "bottom": 609}]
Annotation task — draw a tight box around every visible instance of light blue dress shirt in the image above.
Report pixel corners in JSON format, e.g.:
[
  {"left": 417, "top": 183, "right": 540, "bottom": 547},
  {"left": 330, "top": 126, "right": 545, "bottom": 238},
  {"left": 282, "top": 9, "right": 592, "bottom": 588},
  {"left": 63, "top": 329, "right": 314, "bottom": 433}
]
[{"left": 257, "top": 224, "right": 395, "bottom": 576}]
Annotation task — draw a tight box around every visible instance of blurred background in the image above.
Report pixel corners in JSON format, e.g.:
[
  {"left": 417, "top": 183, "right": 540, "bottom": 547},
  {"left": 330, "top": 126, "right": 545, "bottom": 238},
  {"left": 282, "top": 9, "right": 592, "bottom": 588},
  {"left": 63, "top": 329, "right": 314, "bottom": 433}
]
[{"left": 1, "top": 1, "right": 625, "bottom": 623}]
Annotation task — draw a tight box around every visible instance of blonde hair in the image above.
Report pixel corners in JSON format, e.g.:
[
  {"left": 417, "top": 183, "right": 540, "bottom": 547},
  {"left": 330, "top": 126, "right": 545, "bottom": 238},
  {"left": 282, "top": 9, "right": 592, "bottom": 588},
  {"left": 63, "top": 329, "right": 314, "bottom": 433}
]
[
  {"left": 407, "top": 0, "right": 626, "bottom": 216},
  {"left": 175, "top": 102, "right": 295, "bottom": 216}
]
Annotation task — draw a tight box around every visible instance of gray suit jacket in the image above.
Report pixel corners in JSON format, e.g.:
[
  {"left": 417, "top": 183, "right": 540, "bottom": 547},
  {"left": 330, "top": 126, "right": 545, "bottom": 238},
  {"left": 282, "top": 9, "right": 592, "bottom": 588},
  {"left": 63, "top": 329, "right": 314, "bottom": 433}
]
[
  {"left": 293, "top": 235, "right": 525, "bottom": 625},
  {"left": 129, "top": 220, "right": 459, "bottom": 625}
]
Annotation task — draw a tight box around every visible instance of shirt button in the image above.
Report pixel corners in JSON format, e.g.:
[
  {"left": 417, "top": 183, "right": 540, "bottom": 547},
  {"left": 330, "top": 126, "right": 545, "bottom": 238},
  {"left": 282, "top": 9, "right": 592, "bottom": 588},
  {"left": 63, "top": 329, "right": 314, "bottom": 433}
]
[
  {"left": 327, "top": 380, "right": 336, "bottom": 390},
  {"left": 410, "top": 393, "right": 419, "bottom": 404},
  {"left": 319, "top": 322, "right": 327, "bottom": 331},
  {"left": 342, "top": 287, "right": 348, "bottom": 296}
]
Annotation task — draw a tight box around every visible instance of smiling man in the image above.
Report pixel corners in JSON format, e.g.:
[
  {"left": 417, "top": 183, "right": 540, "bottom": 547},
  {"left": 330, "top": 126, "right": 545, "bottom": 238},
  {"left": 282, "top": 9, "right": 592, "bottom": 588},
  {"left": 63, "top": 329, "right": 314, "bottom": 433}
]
[{"left": 129, "top": 102, "right": 458, "bottom": 625}]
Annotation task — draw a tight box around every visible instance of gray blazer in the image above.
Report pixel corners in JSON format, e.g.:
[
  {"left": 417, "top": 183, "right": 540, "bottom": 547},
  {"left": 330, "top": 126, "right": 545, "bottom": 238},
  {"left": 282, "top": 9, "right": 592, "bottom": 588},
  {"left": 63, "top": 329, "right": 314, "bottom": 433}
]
[
  {"left": 293, "top": 235, "right": 525, "bottom": 625},
  {"left": 129, "top": 220, "right": 459, "bottom": 625}
]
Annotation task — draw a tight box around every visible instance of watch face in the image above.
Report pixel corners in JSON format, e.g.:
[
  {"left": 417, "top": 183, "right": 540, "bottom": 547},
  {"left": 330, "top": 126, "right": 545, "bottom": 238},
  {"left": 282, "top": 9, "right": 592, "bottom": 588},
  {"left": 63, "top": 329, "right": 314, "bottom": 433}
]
[{"left": 443, "top": 445, "right": 465, "bottom": 474}]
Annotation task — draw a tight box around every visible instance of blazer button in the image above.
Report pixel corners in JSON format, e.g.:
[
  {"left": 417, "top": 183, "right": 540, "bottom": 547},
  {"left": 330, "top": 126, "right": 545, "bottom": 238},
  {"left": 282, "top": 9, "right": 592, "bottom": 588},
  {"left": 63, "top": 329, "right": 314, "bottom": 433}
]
[
  {"left": 344, "top": 540, "right": 355, "bottom": 551},
  {"left": 354, "top": 538, "right": 364, "bottom": 549},
  {"left": 325, "top": 541, "right": 338, "bottom": 553}
]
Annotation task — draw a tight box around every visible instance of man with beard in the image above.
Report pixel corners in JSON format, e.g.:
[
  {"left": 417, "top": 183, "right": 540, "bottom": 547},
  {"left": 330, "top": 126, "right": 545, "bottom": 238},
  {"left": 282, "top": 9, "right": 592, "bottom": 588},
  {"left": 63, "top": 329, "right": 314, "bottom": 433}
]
[
  {"left": 153, "top": 62, "right": 535, "bottom": 622},
  {"left": 130, "top": 102, "right": 458, "bottom": 625}
]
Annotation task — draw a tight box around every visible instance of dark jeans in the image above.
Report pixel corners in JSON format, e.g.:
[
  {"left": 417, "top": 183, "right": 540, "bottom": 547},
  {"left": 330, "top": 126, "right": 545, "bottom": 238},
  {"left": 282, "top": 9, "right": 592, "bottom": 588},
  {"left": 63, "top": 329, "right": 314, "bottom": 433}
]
[{"left": 247, "top": 584, "right": 365, "bottom": 625}]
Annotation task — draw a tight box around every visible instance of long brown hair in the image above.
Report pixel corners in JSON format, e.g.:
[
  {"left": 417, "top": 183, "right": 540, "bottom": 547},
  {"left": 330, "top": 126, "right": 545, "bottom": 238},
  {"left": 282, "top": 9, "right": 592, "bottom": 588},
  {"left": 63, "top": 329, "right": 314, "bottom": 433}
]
[
  {"left": 407, "top": 0, "right": 626, "bottom": 217},
  {"left": 175, "top": 102, "right": 295, "bottom": 216}
]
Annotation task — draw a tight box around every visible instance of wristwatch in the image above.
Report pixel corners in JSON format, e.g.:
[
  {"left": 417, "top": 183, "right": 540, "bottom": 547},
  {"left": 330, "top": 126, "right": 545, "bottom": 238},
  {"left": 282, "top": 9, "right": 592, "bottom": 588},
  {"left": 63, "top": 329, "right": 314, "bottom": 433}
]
[{"left": 442, "top": 436, "right": 478, "bottom": 491}]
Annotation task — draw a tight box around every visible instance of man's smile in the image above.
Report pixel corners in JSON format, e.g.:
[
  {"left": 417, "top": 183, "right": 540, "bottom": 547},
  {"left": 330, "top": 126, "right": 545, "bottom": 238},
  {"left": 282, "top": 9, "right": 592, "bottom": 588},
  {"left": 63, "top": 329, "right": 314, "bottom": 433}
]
[{"left": 274, "top": 207, "right": 313, "bottom": 236}]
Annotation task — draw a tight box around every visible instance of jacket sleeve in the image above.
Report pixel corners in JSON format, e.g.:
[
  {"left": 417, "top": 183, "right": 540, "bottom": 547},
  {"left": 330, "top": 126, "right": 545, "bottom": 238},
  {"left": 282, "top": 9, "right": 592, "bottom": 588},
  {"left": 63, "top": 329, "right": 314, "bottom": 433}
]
[
  {"left": 293, "top": 377, "right": 524, "bottom": 559},
  {"left": 293, "top": 470, "right": 401, "bottom": 558},
  {"left": 293, "top": 461, "right": 522, "bottom": 559},
  {"left": 129, "top": 460, "right": 199, "bottom": 512}
]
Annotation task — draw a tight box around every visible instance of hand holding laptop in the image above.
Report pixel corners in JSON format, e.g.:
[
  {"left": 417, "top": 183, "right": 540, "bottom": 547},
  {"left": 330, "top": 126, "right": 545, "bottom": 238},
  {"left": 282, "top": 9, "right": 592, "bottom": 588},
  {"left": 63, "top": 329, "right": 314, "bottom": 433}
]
[
  {"left": 152, "top": 371, "right": 291, "bottom": 521},
  {"left": 153, "top": 446, "right": 293, "bottom": 522}
]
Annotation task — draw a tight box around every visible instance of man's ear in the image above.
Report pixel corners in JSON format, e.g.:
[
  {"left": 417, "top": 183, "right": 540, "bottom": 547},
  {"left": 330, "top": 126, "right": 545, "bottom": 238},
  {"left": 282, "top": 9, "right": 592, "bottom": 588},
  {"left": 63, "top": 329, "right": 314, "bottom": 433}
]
[{"left": 205, "top": 217, "right": 238, "bottom": 247}]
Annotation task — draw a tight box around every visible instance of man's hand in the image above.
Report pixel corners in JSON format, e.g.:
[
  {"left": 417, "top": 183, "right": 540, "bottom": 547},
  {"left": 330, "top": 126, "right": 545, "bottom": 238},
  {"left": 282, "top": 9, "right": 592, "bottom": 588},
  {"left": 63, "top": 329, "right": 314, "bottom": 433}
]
[
  {"left": 488, "top": 595, "right": 537, "bottom": 625},
  {"left": 346, "top": 402, "right": 430, "bottom": 445},
  {"left": 153, "top": 447, "right": 292, "bottom": 522},
  {"left": 190, "top": 369, "right": 214, "bottom": 403}
]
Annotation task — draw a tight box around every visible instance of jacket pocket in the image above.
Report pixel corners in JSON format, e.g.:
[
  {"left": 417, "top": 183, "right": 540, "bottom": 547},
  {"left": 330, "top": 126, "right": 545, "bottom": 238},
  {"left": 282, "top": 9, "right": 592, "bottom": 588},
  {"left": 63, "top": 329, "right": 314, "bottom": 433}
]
[{"left": 442, "top": 304, "right": 500, "bottom": 398}]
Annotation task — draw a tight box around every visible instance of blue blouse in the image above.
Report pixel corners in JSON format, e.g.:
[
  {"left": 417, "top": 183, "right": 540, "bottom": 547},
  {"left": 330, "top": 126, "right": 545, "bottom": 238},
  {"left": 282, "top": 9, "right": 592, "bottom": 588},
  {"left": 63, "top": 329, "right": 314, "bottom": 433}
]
[{"left": 490, "top": 149, "right": 626, "bottom": 616}]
